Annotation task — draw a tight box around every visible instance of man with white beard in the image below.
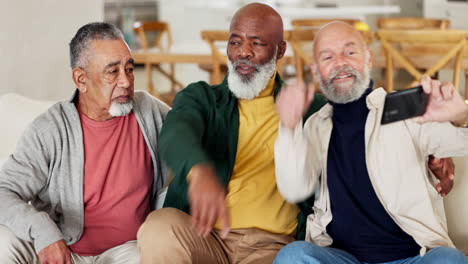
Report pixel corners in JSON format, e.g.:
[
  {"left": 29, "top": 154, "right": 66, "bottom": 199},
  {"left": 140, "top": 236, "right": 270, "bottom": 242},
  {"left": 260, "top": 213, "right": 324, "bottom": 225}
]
[
  {"left": 136, "top": 3, "right": 328, "bottom": 264},
  {"left": 0, "top": 22, "right": 169, "bottom": 263},
  {"left": 137, "top": 4, "right": 456, "bottom": 264},
  {"left": 274, "top": 21, "right": 468, "bottom": 263}
]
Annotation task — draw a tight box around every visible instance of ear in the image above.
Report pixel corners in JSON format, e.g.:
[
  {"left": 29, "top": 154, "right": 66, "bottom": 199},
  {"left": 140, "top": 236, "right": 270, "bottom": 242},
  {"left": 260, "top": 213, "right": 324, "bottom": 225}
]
[
  {"left": 72, "top": 68, "right": 87, "bottom": 93},
  {"left": 276, "top": 40, "right": 287, "bottom": 60}
]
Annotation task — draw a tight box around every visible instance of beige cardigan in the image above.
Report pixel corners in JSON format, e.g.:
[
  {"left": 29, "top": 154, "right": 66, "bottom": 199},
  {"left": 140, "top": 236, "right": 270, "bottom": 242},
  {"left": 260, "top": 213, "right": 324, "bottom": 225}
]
[{"left": 275, "top": 88, "right": 468, "bottom": 255}]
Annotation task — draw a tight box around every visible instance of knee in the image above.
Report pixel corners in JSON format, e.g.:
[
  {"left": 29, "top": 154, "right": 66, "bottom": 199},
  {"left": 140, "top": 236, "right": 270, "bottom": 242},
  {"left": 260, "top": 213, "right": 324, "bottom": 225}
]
[
  {"left": 274, "top": 241, "right": 321, "bottom": 264},
  {"left": 426, "top": 246, "right": 467, "bottom": 263},
  {"left": 138, "top": 208, "right": 190, "bottom": 241}
]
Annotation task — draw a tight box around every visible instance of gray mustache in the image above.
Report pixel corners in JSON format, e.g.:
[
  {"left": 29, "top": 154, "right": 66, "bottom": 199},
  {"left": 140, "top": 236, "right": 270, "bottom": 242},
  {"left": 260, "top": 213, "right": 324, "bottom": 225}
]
[
  {"left": 328, "top": 66, "right": 358, "bottom": 81},
  {"left": 232, "top": 59, "right": 259, "bottom": 72}
]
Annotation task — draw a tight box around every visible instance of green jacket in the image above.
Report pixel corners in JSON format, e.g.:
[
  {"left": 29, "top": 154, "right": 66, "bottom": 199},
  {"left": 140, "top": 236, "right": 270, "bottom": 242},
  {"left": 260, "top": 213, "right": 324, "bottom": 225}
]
[{"left": 160, "top": 74, "right": 327, "bottom": 240}]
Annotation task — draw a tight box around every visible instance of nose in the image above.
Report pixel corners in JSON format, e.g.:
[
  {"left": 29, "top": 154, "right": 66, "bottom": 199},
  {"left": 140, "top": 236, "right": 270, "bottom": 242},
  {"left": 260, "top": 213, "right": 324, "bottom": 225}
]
[
  {"left": 117, "top": 70, "right": 132, "bottom": 89},
  {"left": 238, "top": 43, "right": 254, "bottom": 60},
  {"left": 334, "top": 54, "right": 348, "bottom": 68}
]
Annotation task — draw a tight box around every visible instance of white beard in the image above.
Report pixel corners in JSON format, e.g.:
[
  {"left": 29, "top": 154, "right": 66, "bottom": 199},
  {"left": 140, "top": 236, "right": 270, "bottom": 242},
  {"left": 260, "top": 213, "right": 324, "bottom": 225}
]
[
  {"left": 316, "top": 51, "right": 371, "bottom": 104},
  {"left": 108, "top": 100, "right": 134, "bottom": 117},
  {"left": 227, "top": 55, "right": 277, "bottom": 100}
]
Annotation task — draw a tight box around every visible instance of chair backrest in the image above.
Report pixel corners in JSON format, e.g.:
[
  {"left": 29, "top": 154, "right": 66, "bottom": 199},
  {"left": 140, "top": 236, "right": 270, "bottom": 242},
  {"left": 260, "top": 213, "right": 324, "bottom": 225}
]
[
  {"left": 291, "top": 18, "right": 375, "bottom": 52},
  {"left": 291, "top": 18, "right": 361, "bottom": 29},
  {"left": 200, "top": 30, "right": 229, "bottom": 85},
  {"left": 377, "top": 17, "right": 451, "bottom": 30},
  {"left": 133, "top": 21, "right": 172, "bottom": 51},
  {"left": 377, "top": 29, "right": 467, "bottom": 92},
  {"left": 286, "top": 28, "right": 317, "bottom": 82}
]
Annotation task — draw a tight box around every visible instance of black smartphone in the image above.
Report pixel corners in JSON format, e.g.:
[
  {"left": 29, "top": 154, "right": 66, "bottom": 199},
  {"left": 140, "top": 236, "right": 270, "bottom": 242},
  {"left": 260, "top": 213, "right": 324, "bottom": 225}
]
[{"left": 381, "top": 86, "right": 429, "bottom": 125}]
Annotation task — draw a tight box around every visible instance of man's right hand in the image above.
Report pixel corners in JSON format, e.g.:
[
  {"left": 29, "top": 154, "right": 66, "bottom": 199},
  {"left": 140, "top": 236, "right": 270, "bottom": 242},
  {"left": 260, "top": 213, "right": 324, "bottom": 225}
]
[
  {"left": 38, "top": 239, "right": 72, "bottom": 264},
  {"left": 276, "top": 79, "right": 315, "bottom": 130},
  {"left": 188, "top": 164, "right": 230, "bottom": 238}
]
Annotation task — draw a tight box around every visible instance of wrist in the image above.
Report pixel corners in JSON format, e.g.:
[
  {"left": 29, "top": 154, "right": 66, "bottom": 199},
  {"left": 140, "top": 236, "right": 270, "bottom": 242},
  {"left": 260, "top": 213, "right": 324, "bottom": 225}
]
[
  {"left": 452, "top": 106, "right": 468, "bottom": 127},
  {"left": 187, "top": 164, "right": 215, "bottom": 183}
]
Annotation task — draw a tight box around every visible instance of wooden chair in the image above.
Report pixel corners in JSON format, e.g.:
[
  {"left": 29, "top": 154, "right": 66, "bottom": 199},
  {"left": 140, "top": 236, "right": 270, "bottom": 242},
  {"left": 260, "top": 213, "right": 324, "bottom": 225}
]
[
  {"left": 200, "top": 30, "right": 292, "bottom": 85},
  {"left": 200, "top": 30, "right": 229, "bottom": 85},
  {"left": 291, "top": 18, "right": 361, "bottom": 29},
  {"left": 287, "top": 28, "right": 316, "bottom": 82},
  {"left": 377, "top": 29, "right": 467, "bottom": 92},
  {"left": 377, "top": 17, "right": 451, "bottom": 30},
  {"left": 133, "top": 21, "right": 184, "bottom": 105}
]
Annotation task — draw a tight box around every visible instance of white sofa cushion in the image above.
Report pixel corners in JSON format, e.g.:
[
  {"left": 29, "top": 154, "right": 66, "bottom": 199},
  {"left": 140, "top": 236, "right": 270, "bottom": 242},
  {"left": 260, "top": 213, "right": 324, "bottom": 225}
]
[
  {"left": 445, "top": 156, "right": 468, "bottom": 254},
  {"left": 0, "top": 93, "right": 53, "bottom": 159}
]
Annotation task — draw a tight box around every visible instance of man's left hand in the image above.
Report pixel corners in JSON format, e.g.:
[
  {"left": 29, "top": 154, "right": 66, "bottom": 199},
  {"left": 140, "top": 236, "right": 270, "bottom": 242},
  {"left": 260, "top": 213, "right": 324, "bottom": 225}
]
[
  {"left": 428, "top": 156, "right": 455, "bottom": 197},
  {"left": 416, "top": 75, "right": 468, "bottom": 125}
]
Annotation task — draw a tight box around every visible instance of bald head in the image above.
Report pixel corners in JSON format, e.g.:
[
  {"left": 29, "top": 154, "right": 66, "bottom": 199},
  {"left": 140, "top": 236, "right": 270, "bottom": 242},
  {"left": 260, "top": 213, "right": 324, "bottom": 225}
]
[
  {"left": 226, "top": 3, "right": 286, "bottom": 100},
  {"left": 313, "top": 21, "right": 367, "bottom": 61},
  {"left": 311, "top": 21, "right": 372, "bottom": 104},
  {"left": 230, "top": 3, "right": 284, "bottom": 43}
]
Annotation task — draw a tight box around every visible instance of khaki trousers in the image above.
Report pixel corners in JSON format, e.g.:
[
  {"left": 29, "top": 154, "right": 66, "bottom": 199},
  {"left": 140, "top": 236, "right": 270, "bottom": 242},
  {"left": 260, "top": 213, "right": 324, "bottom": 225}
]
[
  {"left": 0, "top": 225, "right": 140, "bottom": 264},
  {"left": 137, "top": 208, "right": 295, "bottom": 264}
]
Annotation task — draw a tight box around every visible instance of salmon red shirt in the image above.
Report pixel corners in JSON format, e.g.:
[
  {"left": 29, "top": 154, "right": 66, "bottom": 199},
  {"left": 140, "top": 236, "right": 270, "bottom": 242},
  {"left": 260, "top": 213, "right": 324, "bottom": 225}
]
[{"left": 70, "top": 111, "right": 153, "bottom": 256}]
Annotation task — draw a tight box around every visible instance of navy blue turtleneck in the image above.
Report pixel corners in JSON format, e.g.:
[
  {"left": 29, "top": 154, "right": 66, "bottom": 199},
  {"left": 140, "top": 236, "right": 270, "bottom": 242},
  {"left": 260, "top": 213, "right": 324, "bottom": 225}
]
[{"left": 326, "top": 83, "right": 420, "bottom": 263}]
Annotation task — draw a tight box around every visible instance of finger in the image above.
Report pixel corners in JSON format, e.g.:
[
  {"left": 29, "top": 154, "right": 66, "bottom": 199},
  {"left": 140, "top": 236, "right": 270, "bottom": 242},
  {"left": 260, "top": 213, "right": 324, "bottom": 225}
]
[
  {"left": 436, "top": 183, "right": 442, "bottom": 193},
  {"left": 202, "top": 204, "right": 218, "bottom": 237},
  {"left": 219, "top": 200, "right": 231, "bottom": 239},
  {"left": 428, "top": 156, "right": 442, "bottom": 170},
  {"left": 284, "top": 78, "right": 305, "bottom": 91},
  {"left": 440, "top": 82, "right": 454, "bottom": 101},
  {"left": 66, "top": 254, "right": 73, "bottom": 264},
  {"left": 196, "top": 203, "right": 208, "bottom": 236},
  {"left": 430, "top": 79, "right": 443, "bottom": 101},
  {"left": 420, "top": 75, "right": 432, "bottom": 94},
  {"left": 190, "top": 198, "right": 201, "bottom": 232}
]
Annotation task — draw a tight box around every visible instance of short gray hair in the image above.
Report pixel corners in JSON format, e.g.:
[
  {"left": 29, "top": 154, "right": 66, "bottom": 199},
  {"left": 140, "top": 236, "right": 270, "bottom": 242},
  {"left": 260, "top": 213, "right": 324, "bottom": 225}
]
[{"left": 69, "top": 22, "right": 124, "bottom": 69}]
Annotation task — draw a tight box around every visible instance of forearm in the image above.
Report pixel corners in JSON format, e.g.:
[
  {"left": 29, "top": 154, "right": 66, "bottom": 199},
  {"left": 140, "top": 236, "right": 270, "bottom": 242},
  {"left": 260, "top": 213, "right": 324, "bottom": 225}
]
[
  {"left": 275, "top": 122, "right": 319, "bottom": 203},
  {"left": 0, "top": 189, "right": 63, "bottom": 253}
]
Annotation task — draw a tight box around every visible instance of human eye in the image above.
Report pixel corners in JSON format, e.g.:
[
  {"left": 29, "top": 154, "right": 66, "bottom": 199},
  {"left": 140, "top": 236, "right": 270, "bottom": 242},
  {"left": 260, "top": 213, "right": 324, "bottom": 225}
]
[
  {"left": 126, "top": 66, "right": 134, "bottom": 73},
  {"left": 229, "top": 39, "right": 240, "bottom": 45},
  {"left": 253, "top": 42, "right": 267, "bottom": 46},
  {"left": 106, "top": 67, "right": 119, "bottom": 75}
]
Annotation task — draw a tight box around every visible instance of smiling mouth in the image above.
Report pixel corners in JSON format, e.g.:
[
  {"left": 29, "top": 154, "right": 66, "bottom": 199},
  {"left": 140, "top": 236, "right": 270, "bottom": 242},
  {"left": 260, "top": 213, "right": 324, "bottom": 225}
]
[
  {"left": 236, "top": 65, "right": 256, "bottom": 75},
  {"left": 332, "top": 74, "right": 355, "bottom": 82}
]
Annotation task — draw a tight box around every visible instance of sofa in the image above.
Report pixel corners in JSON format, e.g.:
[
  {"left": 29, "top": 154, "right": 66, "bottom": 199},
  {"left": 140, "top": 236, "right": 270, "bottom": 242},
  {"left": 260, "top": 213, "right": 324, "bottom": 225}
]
[{"left": 0, "top": 92, "right": 466, "bottom": 253}]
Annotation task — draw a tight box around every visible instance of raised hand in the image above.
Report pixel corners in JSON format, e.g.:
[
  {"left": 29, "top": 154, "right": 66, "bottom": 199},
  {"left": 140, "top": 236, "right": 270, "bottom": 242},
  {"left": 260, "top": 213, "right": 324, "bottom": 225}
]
[
  {"left": 416, "top": 75, "right": 468, "bottom": 125},
  {"left": 428, "top": 156, "right": 455, "bottom": 197},
  {"left": 276, "top": 79, "right": 315, "bottom": 129}
]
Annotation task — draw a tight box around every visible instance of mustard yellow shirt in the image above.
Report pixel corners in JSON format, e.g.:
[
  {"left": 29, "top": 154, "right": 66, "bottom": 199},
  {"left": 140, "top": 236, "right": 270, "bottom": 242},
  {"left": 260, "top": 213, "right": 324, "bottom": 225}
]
[{"left": 215, "top": 74, "right": 299, "bottom": 235}]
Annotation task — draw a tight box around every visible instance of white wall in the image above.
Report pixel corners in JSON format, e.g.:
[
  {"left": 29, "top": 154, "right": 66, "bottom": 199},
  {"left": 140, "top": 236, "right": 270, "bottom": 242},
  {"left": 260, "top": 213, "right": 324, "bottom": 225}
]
[{"left": 0, "top": 0, "right": 103, "bottom": 101}]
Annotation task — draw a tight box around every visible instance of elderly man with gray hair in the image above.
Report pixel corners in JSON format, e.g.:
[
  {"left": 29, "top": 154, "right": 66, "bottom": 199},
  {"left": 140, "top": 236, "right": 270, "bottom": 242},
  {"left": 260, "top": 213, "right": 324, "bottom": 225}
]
[{"left": 0, "top": 22, "right": 169, "bottom": 263}]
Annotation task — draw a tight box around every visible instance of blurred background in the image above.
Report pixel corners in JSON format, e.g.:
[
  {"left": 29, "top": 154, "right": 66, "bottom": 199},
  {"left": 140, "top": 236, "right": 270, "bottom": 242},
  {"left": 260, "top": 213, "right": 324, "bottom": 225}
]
[{"left": 1, "top": 0, "right": 468, "bottom": 101}]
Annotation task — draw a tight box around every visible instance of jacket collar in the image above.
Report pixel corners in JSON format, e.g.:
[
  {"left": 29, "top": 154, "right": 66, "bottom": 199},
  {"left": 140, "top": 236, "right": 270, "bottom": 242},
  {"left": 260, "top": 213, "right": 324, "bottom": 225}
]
[{"left": 69, "top": 89, "right": 79, "bottom": 104}]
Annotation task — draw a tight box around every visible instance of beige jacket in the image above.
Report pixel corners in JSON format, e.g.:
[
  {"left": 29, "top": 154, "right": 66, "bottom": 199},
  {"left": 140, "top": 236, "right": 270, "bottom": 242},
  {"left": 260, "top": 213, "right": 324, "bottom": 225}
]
[{"left": 275, "top": 88, "right": 468, "bottom": 255}]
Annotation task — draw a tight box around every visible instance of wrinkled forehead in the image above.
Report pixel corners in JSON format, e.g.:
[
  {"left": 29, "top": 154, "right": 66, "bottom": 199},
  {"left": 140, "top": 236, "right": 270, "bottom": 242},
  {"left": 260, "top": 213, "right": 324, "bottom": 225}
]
[{"left": 314, "top": 26, "right": 365, "bottom": 55}]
